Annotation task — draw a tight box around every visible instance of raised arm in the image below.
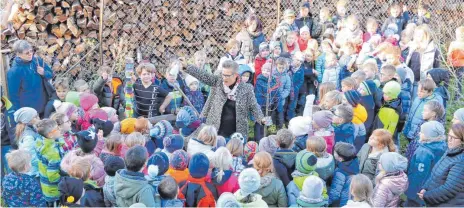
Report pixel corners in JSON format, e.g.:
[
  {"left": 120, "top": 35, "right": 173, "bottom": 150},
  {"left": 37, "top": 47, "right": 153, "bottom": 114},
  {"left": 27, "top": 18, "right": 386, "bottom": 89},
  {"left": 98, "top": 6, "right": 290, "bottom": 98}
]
[{"left": 184, "top": 65, "right": 221, "bottom": 87}]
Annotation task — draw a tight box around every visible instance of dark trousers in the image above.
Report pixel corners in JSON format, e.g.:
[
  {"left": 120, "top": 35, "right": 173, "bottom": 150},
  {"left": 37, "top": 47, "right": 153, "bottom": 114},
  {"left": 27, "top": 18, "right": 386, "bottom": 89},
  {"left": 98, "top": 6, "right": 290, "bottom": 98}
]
[{"left": 255, "top": 107, "right": 278, "bottom": 141}]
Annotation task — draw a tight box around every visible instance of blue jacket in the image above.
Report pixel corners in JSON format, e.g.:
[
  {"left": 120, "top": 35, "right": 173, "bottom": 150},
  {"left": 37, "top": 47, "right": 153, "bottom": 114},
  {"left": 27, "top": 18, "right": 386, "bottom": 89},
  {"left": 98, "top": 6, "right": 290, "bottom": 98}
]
[
  {"left": 275, "top": 70, "right": 291, "bottom": 111},
  {"left": 337, "top": 55, "right": 353, "bottom": 89},
  {"left": 399, "top": 79, "right": 412, "bottom": 118},
  {"left": 288, "top": 66, "right": 304, "bottom": 101},
  {"left": 255, "top": 74, "right": 281, "bottom": 109},
  {"left": 334, "top": 122, "right": 355, "bottom": 145},
  {"left": 273, "top": 149, "right": 297, "bottom": 187},
  {"left": 184, "top": 89, "right": 205, "bottom": 114},
  {"left": 161, "top": 77, "right": 187, "bottom": 114},
  {"left": 403, "top": 94, "right": 443, "bottom": 139},
  {"left": 315, "top": 53, "right": 326, "bottom": 83},
  {"left": 359, "top": 83, "right": 376, "bottom": 133},
  {"left": 329, "top": 158, "right": 360, "bottom": 207},
  {"left": 422, "top": 146, "right": 464, "bottom": 206},
  {"left": 7, "top": 57, "right": 53, "bottom": 113},
  {"left": 292, "top": 135, "right": 307, "bottom": 153},
  {"left": 251, "top": 33, "right": 266, "bottom": 57},
  {"left": 381, "top": 12, "right": 410, "bottom": 35},
  {"left": 300, "top": 61, "right": 316, "bottom": 95},
  {"left": 406, "top": 138, "right": 447, "bottom": 206},
  {"left": 427, "top": 68, "right": 450, "bottom": 108}
]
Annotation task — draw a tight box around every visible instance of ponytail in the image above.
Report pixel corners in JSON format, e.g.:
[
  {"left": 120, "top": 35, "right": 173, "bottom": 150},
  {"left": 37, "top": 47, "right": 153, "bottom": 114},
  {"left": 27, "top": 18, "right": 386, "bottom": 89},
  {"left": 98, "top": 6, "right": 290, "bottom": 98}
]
[{"left": 387, "top": 139, "right": 396, "bottom": 152}]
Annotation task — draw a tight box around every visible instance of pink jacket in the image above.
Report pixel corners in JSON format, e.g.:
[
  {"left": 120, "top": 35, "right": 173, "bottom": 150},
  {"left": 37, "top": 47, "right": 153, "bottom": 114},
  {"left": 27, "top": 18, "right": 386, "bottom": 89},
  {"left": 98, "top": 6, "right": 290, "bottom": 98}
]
[
  {"left": 214, "top": 171, "right": 240, "bottom": 196},
  {"left": 373, "top": 171, "right": 408, "bottom": 207},
  {"left": 60, "top": 149, "right": 106, "bottom": 187}
]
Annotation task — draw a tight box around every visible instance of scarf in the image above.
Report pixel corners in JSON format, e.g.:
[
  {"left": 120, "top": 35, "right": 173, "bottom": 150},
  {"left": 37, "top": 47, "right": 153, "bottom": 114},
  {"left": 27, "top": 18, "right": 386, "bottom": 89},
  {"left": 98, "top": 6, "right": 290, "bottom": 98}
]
[
  {"left": 223, "top": 80, "right": 239, "bottom": 101},
  {"left": 259, "top": 173, "right": 276, "bottom": 189}
]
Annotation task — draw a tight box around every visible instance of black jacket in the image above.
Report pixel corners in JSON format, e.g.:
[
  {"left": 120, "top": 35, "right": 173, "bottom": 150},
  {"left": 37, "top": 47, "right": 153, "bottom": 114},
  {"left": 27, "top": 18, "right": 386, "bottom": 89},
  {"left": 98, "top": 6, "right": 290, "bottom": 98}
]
[{"left": 92, "top": 76, "right": 125, "bottom": 111}]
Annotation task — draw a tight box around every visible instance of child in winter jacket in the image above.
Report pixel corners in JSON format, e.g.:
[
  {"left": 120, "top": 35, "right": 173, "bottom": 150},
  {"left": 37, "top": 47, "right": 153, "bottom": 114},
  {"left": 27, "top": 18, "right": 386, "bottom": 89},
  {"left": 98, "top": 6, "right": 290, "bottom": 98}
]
[
  {"left": 358, "top": 80, "right": 383, "bottom": 134},
  {"left": 344, "top": 174, "right": 374, "bottom": 208},
  {"left": 146, "top": 152, "right": 170, "bottom": 207},
  {"left": 381, "top": 3, "right": 409, "bottom": 35},
  {"left": 253, "top": 42, "right": 270, "bottom": 85},
  {"left": 342, "top": 90, "right": 368, "bottom": 152},
  {"left": 211, "top": 147, "right": 240, "bottom": 195},
  {"left": 67, "top": 157, "right": 105, "bottom": 207},
  {"left": 287, "top": 150, "right": 327, "bottom": 206},
  {"left": 158, "top": 176, "right": 184, "bottom": 207},
  {"left": 58, "top": 177, "right": 85, "bottom": 207},
  {"left": 306, "top": 136, "right": 335, "bottom": 181},
  {"left": 286, "top": 52, "right": 305, "bottom": 121},
  {"left": 103, "top": 156, "right": 125, "bottom": 207},
  {"left": 161, "top": 62, "right": 187, "bottom": 114},
  {"left": 14, "top": 107, "right": 41, "bottom": 177},
  {"left": 372, "top": 152, "right": 409, "bottom": 207},
  {"left": 234, "top": 168, "right": 268, "bottom": 207},
  {"left": 297, "top": 49, "right": 318, "bottom": 113},
  {"left": 253, "top": 151, "right": 288, "bottom": 207},
  {"left": 275, "top": 58, "right": 292, "bottom": 129},
  {"left": 337, "top": 42, "right": 358, "bottom": 89},
  {"left": 166, "top": 150, "right": 189, "bottom": 183},
  {"left": 2, "top": 150, "right": 46, "bottom": 207},
  {"left": 403, "top": 79, "right": 443, "bottom": 141},
  {"left": 316, "top": 40, "right": 334, "bottom": 83},
  {"left": 179, "top": 153, "right": 218, "bottom": 207},
  {"left": 34, "top": 119, "right": 64, "bottom": 204},
  {"left": 273, "top": 129, "right": 297, "bottom": 186},
  {"left": 226, "top": 137, "right": 246, "bottom": 173},
  {"left": 76, "top": 92, "right": 100, "bottom": 131},
  {"left": 426, "top": 68, "right": 450, "bottom": 108},
  {"left": 330, "top": 142, "right": 360, "bottom": 207},
  {"left": 239, "top": 64, "right": 254, "bottom": 85},
  {"left": 100, "top": 133, "right": 123, "bottom": 164},
  {"left": 294, "top": 176, "right": 329, "bottom": 207},
  {"left": 298, "top": 26, "right": 318, "bottom": 52},
  {"left": 322, "top": 52, "right": 340, "bottom": 85},
  {"left": 373, "top": 81, "right": 403, "bottom": 138},
  {"left": 254, "top": 62, "right": 281, "bottom": 140},
  {"left": 332, "top": 104, "right": 355, "bottom": 145},
  {"left": 405, "top": 121, "right": 447, "bottom": 207},
  {"left": 184, "top": 75, "right": 205, "bottom": 113},
  {"left": 50, "top": 113, "right": 77, "bottom": 154}
]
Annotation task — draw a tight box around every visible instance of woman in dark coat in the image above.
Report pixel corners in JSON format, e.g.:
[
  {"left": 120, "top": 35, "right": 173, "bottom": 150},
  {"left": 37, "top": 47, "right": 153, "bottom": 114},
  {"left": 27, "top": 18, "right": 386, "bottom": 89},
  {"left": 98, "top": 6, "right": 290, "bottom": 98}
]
[{"left": 419, "top": 123, "right": 464, "bottom": 206}]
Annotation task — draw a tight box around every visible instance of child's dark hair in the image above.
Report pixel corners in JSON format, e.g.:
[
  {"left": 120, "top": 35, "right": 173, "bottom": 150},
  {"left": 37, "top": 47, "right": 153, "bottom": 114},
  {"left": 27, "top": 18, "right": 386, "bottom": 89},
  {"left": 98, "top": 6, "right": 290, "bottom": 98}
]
[
  {"left": 275, "top": 129, "right": 294, "bottom": 149},
  {"left": 158, "top": 176, "right": 178, "bottom": 199},
  {"left": 424, "top": 100, "right": 445, "bottom": 121},
  {"left": 334, "top": 142, "right": 357, "bottom": 161},
  {"left": 335, "top": 104, "right": 354, "bottom": 123},
  {"left": 124, "top": 145, "right": 148, "bottom": 172},
  {"left": 104, "top": 156, "right": 125, "bottom": 176},
  {"left": 36, "top": 119, "right": 58, "bottom": 137},
  {"left": 276, "top": 57, "right": 288, "bottom": 66}
]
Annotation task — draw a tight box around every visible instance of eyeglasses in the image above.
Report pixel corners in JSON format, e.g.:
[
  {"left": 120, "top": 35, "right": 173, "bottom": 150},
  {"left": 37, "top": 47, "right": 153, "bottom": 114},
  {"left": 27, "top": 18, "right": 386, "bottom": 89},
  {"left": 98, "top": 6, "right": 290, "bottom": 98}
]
[
  {"left": 222, "top": 73, "right": 234, "bottom": 78},
  {"left": 22, "top": 50, "right": 33, "bottom": 55},
  {"left": 448, "top": 134, "right": 461, "bottom": 141}
]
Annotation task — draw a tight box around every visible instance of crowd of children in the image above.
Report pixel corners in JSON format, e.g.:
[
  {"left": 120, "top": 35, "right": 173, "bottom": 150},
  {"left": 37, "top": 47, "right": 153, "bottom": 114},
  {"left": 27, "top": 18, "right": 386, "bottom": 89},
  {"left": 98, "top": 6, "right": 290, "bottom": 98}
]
[{"left": 1, "top": 0, "right": 464, "bottom": 207}]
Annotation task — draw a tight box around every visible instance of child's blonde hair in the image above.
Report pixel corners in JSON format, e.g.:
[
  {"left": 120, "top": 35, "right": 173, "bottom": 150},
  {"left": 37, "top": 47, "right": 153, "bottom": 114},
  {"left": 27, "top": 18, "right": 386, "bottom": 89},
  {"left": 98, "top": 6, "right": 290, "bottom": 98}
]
[
  {"left": 135, "top": 63, "right": 156, "bottom": 76},
  {"left": 346, "top": 15, "right": 359, "bottom": 27},
  {"left": 253, "top": 151, "right": 274, "bottom": 174},
  {"left": 36, "top": 119, "right": 58, "bottom": 138},
  {"left": 68, "top": 157, "right": 92, "bottom": 181},
  {"left": 336, "top": 0, "right": 348, "bottom": 8},
  {"left": 366, "top": 17, "right": 378, "bottom": 28},
  {"left": 6, "top": 149, "right": 31, "bottom": 173},
  {"left": 306, "top": 136, "right": 327, "bottom": 157},
  {"left": 211, "top": 147, "right": 233, "bottom": 182},
  {"left": 54, "top": 78, "right": 69, "bottom": 90},
  {"left": 125, "top": 132, "right": 146, "bottom": 148},
  {"left": 319, "top": 7, "right": 331, "bottom": 21},
  {"left": 105, "top": 133, "right": 123, "bottom": 153},
  {"left": 414, "top": 25, "right": 433, "bottom": 47},
  {"left": 225, "top": 39, "right": 240, "bottom": 52},
  {"left": 194, "top": 50, "right": 207, "bottom": 59},
  {"left": 350, "top": 174, "right": 374, "bottom": 206},
  {"left": 226, "top": 137, "right": 244, "bottom": 157},
  {"left": 318, "top": 82, "right": 337, "bottom": 101},
  {"left": 362, "top": 62, "right": 378, "bottom": 74},
  {"left": 198, "top": 125, "right": 217, "bottom": 146},
  {"left": 370, "top": 129, "right": 396, "bottom": 152}
]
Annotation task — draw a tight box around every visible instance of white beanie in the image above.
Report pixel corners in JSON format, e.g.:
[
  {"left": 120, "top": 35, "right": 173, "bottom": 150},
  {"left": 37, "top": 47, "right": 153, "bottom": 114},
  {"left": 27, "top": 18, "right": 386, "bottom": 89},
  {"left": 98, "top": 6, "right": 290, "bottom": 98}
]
[
  {"left": 238, "top": 168, "right": 261, "bottom": 196},
  {"left": 288, "top": 116, "right": 312, "bottom": 137},
  {"left": 300, "top": 176, "right": 325, "bottom": 202},
  {"left": 300, "top": 26, "right": 310, "bottom": 34},
  {"left": 185, "top": 75, "right": 199, "bottom": 87}
]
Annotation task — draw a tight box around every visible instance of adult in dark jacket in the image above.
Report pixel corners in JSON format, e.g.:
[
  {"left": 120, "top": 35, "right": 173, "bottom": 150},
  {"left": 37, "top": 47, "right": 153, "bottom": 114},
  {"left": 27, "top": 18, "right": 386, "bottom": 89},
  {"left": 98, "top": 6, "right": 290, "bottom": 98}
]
[
  {"left": 182, "top": 60, "right": 265, "bottom": 138},
  {"left": 419, "top": 123, "right": 464, "bottom": 207},
  {"left": 7, "top": 40, "right": 53, "bottom": 116},
  {"left": 92, "top": 71, "right": 125, "bottom": 113}
]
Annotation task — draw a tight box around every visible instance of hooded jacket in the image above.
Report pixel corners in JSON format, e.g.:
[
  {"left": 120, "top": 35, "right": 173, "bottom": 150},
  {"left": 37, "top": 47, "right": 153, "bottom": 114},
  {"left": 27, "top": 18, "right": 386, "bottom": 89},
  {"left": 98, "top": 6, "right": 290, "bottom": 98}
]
[
  {"left": 422, "top": 146, "right": 464, "bottom": 206},
  {"left": 315, "top": 153, "right": 335, "bottom": 181},
  {"left": 273, "top": 149, "right": 297, "bottom": 186},
  {"left": 372, "top": 171, "right": 409, "bottom": 207},
  {"left": 236, "top": 30, "right": 266, "bottom": 64},
  {"left": 406, "top": 136, "right": 447, "bottom": 206},
  {"left": 255, "top": 74, "right": 281, "bottom": 109},
  {"left": 81, "top": 180, "right": 105, "bottom": 207},
  {"left": 426, "top": 68, "right": 450, "bottom": 108},
  {"left": 406, "top": 40, "right": 440, "bottom": 81},
  {"left": 234, "top": 191, "right": 269, "bottom": 208},
  {"left": 212, "top": 169, "right": 240, "bottom": 196},
  {"left": 322, "top": 64, "right": 340, "bottom": 85},
  {"left": 254, "top": 55, "right": 268, "bottom": 85},
  {"left": 7, "top": 56, "right": 53, "bottom": 113},
  {"left": 1, "top": 93, "right": 15, "bottom": 147},
  {"left": 2, "top": 172, "right": 46, "bottom": 207},
  {"left": 18, "top": 125, "right": 41, "bottom": 177},
  {"left": 161, "top": 198, "right": 184, "bottom": 207},
  {"left": 329, "top": 158, "right": 360, "bottom": 207},
  {"left": 114, "top": 169, "right": 156, "bottom": 207},
  {"left": 357, "top": 144, "right": 388, "bottom": 181},
  {"left": 178, "top": 176, "right": 218, "bottom": 207},
  {"left": 256, "top": 174, "right": 288, "bottom": 207},
  {"left": 403, "top": 93, "right": 443, "bottom": 139},
  {"left": 286, "top": 170, "right": 323, "bottom": 206},
  {"left": 187, "top": 138, "right": 214, "bottom": 159},
  {"left": 315, "top": 53, "right": 326, "bottom": 83},
  {"left": 288, "top": 65, "right": 305, "bottom": 102},
  {"left": 103, "top": 175, "right": 117, "bottom": 207},
  {"left": 373, "top": 97, "right": 403, "bottom": 135}
]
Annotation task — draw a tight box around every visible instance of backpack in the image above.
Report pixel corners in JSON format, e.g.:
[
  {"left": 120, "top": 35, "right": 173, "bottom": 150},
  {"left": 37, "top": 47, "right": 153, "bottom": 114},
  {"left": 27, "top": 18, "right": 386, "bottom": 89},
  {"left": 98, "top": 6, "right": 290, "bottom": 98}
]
[{"left": 178, "top": 176, "right": 216, "bottom": 207}]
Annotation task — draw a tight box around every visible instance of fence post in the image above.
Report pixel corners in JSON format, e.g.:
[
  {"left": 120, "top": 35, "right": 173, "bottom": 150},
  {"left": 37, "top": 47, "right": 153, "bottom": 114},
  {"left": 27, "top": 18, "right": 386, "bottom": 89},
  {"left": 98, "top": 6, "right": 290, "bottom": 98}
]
[
  {"left": 0, "top": 50, "right": 11, "bottom": 98},
  {"left": 277, "top": 0, "right": 281, "bottom": 28},
  {"left": 99, "top": 0, "right": 105, "bottom": 67}
]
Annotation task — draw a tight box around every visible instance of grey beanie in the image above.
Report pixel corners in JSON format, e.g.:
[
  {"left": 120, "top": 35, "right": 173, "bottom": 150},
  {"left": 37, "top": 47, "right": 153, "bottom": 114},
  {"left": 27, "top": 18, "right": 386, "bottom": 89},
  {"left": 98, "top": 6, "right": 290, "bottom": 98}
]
[
  {"left": 454, "top": 108, "right": 464, "bottom": 123},
  {"left": 238, "top": 168, "right": 261, "bottom": 196},
  {"left": 13, "top": 107, "right": 38, "bottom": 124},
  {"left": 420, "top": 121, "right": 445, "bottom": 139},
  {"left": 379, "top": 152, "right": 408, "bottom": 173},
  {"left": 217, "top": 192, "right": 240, "bottom": 208},
  {"left": 259, "top": 135, "right": 278, "bottom": 155}
]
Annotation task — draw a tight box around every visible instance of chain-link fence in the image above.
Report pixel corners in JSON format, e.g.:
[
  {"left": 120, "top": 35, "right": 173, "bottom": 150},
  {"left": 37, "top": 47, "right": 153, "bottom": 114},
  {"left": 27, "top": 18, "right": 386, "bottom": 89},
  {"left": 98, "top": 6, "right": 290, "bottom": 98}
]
[{"left": 1, "top": 0, "right": 463, "bottom": 93}]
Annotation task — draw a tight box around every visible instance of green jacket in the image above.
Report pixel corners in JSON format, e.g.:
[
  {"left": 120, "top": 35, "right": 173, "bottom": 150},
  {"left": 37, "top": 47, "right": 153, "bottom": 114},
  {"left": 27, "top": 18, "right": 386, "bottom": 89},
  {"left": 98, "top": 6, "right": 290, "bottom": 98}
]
[
  {"left": 256, "top": 175, "right": 288, "bottom": 207},
  {"left": 35, "top": 137, "right": 63, "bottom": 202},
  {"left": 114, "top": 169, "right": 156, "bottom": 207}
]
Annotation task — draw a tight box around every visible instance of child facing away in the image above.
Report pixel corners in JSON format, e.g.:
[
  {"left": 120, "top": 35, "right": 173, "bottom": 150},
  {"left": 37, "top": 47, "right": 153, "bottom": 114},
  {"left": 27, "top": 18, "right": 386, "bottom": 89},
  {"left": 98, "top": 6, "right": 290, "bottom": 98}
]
[
  {"left": 34, "top": 119, "right": 64, "bottom": 205},
  {"left": 372, "top": 152, "right": 409, "bottom": 207},
  {"left": 211, "top": 147, "right": 240, "bottom": 195},
  {"left": 58, "top": 177, "right": 85, "bottom": 207},
  {"left": 100, "top": 133, "right": 123, "bottom": 163},
  {"left": 103, "top": 155, "right": 125, "bottom": 207},
  {"left": 381, "top": 3, "right": 409, "bottom": 36},
  {"left": 343, "top": 174, "right": 374, "bottom": 208},
  {"left": 158, "top": 176, "right": 184, "bottom": 207},
  {"left": 234, "top": 168, "right": 268, "bottom": 207},
  {"left": 405, "top": 121, "right": 447, "bottom": 207},
  {"left": 226, "top": 137, "right": 246, "bottom": 173},
  {"left": 146, "top": 152, "right": 170, "bottom": 208},
  {"left": 306, "top": 136, "right": 335, "bottom": 181},
  {"left": 93, "top": 66, "right": 125, "bottom": 111},
  {"left": 114, "top": 145, "right": 157, "bottom": 207},
  {"left": 253, "top": 151, "right": 288, "bottom": 207},
  {"left": 165, "top": 149, "right": 190, "bottom": 184},
  {"left": 373, "top": 81, "right": 403, "bottom": 139},
  {"left": 273, "top": 129, "right": 297, "bottom": 187},
  {"left": 133, "top": 63, "right": 172, "bottom": 118},
  {"left": 332, "top": 104, "right": 355, "bottom": 145},
  {"left": 294, "top": 175, "right": 329, "bottom": 207},
  {"left": 178, "top": 153, "right": 218, "bottom": 207},
  {"left": 68, "top": 157, "right": 105, "bottom": 207},
  {"left": 2, "top": 149, "right": 46, "bottom": 207}
]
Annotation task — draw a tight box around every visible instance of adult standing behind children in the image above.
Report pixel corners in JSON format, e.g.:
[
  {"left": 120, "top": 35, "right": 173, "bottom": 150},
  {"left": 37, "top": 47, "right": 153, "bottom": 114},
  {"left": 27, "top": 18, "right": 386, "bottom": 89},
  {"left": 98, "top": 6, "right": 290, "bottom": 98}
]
[
  {"left": 7, "top": 40, "right": 53, "bottom": 117},
  {"left": 181, "top": 59, "right": 265, "bottom": 139}
]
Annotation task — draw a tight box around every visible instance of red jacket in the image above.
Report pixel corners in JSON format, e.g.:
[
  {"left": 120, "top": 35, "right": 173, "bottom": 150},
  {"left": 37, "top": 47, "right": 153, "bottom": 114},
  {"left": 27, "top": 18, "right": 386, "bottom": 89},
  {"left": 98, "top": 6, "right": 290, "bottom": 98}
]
[
  {"left": 254, "top": 56, "right": 268, "bottom": 85},
  {"left": 298, "top": 37, "right": 308, "bottom": 51}
]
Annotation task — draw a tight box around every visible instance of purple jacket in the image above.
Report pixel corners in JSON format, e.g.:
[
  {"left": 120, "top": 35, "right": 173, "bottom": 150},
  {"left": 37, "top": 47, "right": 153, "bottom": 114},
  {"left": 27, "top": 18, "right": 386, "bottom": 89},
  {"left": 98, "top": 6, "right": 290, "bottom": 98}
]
[{"left": 373, "top": 171, "right": 408, "bottom": 207}]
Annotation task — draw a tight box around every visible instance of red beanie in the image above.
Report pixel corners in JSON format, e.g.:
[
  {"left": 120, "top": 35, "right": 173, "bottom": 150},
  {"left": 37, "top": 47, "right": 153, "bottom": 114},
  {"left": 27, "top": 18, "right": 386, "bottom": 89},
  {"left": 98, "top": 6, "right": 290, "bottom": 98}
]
[{"left": 79, "top": 93, "right": 98, "bottom": 111}]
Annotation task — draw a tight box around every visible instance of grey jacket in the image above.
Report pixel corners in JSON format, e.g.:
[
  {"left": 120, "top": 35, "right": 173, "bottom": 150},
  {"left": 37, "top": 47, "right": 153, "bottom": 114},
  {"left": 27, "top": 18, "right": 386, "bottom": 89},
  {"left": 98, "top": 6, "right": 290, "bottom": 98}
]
[
  {"left": 103, "top": 175, "right": 116, "bottom": 207},
  {"left": 185, "top": 65, "right": 264, "bottom": 138}
]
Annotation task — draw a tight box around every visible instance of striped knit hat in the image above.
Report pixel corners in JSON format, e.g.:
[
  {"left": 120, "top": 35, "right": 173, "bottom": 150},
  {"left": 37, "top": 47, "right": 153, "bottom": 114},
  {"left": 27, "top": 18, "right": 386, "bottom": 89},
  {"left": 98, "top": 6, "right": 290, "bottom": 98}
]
[{"left": 296, "top": 150, "right": 318, "bottom": 174}]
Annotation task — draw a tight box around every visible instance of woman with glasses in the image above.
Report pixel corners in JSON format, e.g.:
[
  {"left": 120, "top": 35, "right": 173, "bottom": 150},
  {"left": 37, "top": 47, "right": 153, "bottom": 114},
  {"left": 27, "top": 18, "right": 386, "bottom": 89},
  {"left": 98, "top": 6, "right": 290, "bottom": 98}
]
[
  {"left": 7, "top": 40, "right": 53, "bottom": 118},
  {"left": 418, "top": 123, "right": 464, "bottom": 206}
]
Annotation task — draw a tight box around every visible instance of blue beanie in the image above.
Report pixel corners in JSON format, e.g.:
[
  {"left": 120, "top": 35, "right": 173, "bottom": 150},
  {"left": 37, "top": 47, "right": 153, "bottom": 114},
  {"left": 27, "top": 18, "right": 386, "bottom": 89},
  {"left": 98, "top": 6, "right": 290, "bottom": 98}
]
[
  {"left": 163, "top": 134, "right": 184, "bottom": 153},
  {"left": 147, "top": 152, "right": 169, "bottom": 177},
  {"left": 344, "top": 90, "right": 361, "bottom": 107},
  {"left": 176, "top": 106, "right": 198, "bottom": 128},
  {"left": 150, "top": 120, "right": 173, "bottom": 140},
  {"left": 189, "top": 153, "right": 210, "bottom": 178}
]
